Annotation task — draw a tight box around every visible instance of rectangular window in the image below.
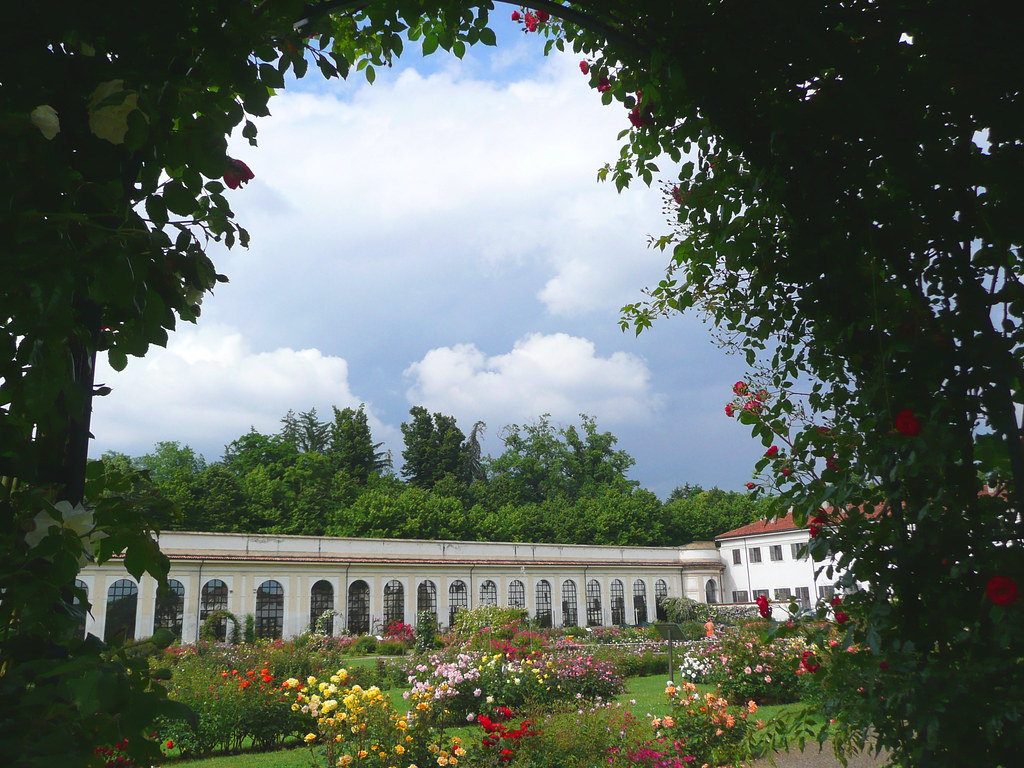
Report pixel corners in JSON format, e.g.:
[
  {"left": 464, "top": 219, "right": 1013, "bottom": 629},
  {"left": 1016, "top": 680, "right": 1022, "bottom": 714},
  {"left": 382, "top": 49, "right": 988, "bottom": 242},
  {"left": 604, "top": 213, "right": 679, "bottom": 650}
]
[
  {"left": 796, "top": 586, "right": 811, "bottom": 609},
  {"left": 770, "top": 544, "right": 783, "bottom": 562},
  {"left": 752, "top": 589, "right": 769, "bottom": 600},
  {"left": 774, "top": 587, "right": 792, "bottom": 601},
  {"left": 818, "top": 585, "right": 835, "bottom": 600},
  {"left": 732, "top": 590, "right": 749, "bottom": 603},
  {"left": 732, "top": 549, "right": 742, "bottom": 565},
  {"left": 791, "top": 542, "right": 805, "bottom": 560},
  {"left": 749, "top": 547, "right": 762, "bottom": 563}
]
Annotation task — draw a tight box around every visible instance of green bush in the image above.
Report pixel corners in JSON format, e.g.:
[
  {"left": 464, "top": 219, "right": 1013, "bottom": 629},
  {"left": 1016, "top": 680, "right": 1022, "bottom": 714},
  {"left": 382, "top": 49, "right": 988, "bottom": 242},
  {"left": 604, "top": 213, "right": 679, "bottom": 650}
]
[
  {"left": 199, "top": 609, "right": 240, "bottom": 644},
  {"left": 453, "top": 605, "right": 529, "bottom": 637},
  {"left": 244, "top": 614, "right": 256, "bottom": 644},
  {"left": 415, "top": 610, "right": 437, "bottom": 654},
  {"left": 353, "top": 635, "right": 378, "bottom": 655},
  {"left": 376, "top": 640, "right": 404, "bottom": 656}
]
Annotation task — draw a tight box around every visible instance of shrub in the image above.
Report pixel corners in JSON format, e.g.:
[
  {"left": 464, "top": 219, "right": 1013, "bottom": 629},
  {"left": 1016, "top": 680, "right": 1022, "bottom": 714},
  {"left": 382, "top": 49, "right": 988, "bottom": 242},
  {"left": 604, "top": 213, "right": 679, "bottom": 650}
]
[
  {"left": 662, "top": 680, "right": 767, "bottom": 766},
  {"left": 705, "top": 627, "right": 804, "bottom": 705},
  {"left": 376, "top": 640, "right": 404, "bottom": 656},
  {"left": 415, "top": 610, "right": 437, "bottom": 654},
  {"left": 199, "top": 609, "right": 240, "bottom": 645},
  {"left": 285, "top": 669, "right": 468, "bottom": 768},
  {"left": 453, "top": 606, "right": 529, "bottom": 638},
  {"left": 353, "top": 635, "right": 378, "bottom": 655}
]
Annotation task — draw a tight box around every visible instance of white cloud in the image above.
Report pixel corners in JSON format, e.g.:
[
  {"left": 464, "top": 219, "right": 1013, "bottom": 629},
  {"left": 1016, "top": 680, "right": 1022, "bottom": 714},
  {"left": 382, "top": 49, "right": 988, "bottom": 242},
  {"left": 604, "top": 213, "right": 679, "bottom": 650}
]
[
  {"left": 403, "top": 332, "right": 663, "bottom": 426},
  {"left": 217, "top": 50, "right": 669, "bottom": 327},
  {"left": 90, "top": 325, "right": 393, "bottom": 459}
]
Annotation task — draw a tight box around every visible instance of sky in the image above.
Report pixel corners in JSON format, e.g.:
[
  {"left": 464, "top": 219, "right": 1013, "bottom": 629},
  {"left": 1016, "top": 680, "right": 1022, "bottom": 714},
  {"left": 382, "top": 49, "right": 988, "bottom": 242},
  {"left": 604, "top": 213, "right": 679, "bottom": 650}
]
[{"left": 89, "top": 20, "right": 768, "bottom": 499}]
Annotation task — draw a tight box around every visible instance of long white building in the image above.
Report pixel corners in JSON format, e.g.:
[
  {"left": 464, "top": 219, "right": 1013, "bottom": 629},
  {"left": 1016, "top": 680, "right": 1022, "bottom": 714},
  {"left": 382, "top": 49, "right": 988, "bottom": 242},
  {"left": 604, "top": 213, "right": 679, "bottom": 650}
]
[{"left": 77, "top": 532, "right": 727, "bottom": 644}]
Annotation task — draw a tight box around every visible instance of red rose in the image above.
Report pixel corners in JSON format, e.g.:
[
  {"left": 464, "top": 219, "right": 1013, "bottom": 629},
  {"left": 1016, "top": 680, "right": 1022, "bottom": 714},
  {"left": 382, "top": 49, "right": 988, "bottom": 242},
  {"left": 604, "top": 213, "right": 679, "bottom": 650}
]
[
  {"left": 746, "top": 482, "right": 756, "bottom": 490},
  {"left": 223, "top": 158, "right": 254, "bottom": 189},
  {"left": 755, "top": 594, "right": 771, "bottom": 619},
  {"left": 801, "top": 651, "right": 820, "bottom": 673},
  {"left": 597, "top": 76, "right": 611, "bottom": 92},
  {"left": 830, "top": 596, "right": 842, "bottom": 607},
  {"left": 536, "top": 10, "right": 550, "bottom": 22},
  {"left": 733, "top": 381, "right": 748, "bottom": 395},
  {"left": 781, "top": 467, "right": 791, "bottom": 477},
  {"left": 894, "top": 409, "right": 922, "bottom": 436},
  {"left": 725, "top": 404, "right": 735, "bottom": 417},
  {"left": 166, "top": 740, "right": 174, "bottom": 749},
  {"left": 878, "top": 661, "right": 890, "bottom": 671},
  {"left": 511, "top": 10, "right": 520, "bottom": 21},
  {"left": 765, "top": 445, "right": 778, "bottom": 458},
  {"left": 524, "top": 12, "right": 538, "bottom": 31},
  {"left": 835, "top": 611, "right": 849, "bottom": 625},
  {"left": 579, "top": 60, "right": 589, "bottom": 75},
  {"left": 809, "top": 512, "right": 828, "bottom": 538},
  {"left": 986, "top": 576, "right": 1019, "bottom": 606}
]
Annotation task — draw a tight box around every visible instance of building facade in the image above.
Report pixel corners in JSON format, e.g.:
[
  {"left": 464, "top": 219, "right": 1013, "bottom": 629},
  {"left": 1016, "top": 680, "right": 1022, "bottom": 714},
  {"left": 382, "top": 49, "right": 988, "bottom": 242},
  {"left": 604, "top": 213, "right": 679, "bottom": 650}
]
[
  {"left": 77, "top": 532, "right": 726, "bottom": 644},
  {"left": 716, "top": 512, "right": 834, "bottom": 619}
]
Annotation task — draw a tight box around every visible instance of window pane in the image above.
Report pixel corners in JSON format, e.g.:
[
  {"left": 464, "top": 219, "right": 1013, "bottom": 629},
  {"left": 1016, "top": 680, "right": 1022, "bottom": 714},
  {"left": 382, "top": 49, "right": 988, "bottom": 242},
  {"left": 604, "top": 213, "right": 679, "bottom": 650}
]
[
  {"left": 105, "top": 579, "right": 138, "bottom": 643},
  {"left": 348, "top": 580, "right": 370, "bottom": 634},
  {"left": 154, "top": 579, "right": 185, "bottom": 638},
  {"left": 507, "top": 579, "right": 525, "bottom": 609},
  {"left": 383, "top": 580, "right": 404, "bottom": 626},
  {"left": 311, "top": 580, "right": 334, "bottom": 634},
  {"left": 561, "top": 580, "right": 578, "bottom": 627},
  {"left": 255, "top": 580, "right": 284, "bottom": 639},
  {"left": 610, "top": 579, "right": 625, "bottom": 625},
  {"left": 479, "top": 580, "right": 497, "bottom": 607}
]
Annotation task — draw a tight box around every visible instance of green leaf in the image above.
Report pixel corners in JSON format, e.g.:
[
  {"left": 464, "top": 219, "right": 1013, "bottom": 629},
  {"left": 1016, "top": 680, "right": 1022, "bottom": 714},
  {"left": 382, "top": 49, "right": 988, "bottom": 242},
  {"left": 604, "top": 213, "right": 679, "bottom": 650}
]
[
  {"left": 108, "top": 349, "right": 128, "bottom": 372},
  {"left": 479, "top": 27, "right": 497, "bottom": 46},
  {"left": 145, "top": 195, "right": 167, "bottom": 227},
  {"left": 422, "top": 33, "right": 439, "bottom": 56}
]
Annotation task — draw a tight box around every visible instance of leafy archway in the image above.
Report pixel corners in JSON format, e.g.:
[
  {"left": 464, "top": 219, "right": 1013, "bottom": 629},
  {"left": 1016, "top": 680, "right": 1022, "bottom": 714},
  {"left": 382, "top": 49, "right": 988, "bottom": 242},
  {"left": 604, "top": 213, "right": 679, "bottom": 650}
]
[{"left": 4, "top": 3, "right": 1022, "bottom": 767}]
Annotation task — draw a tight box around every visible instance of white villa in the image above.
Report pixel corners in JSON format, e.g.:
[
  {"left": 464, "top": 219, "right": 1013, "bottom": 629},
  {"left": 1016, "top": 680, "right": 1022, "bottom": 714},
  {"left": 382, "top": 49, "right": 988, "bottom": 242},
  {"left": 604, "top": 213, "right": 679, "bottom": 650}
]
[{"left": 716, "top": 512, "right": 835, "bottom": 620}]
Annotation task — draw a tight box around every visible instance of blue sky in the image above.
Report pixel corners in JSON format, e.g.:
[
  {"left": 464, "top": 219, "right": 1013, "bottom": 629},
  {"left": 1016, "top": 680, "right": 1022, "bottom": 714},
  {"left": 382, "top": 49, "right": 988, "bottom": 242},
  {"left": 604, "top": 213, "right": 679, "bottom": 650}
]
[{"left": 90, "top": 18, "right": 768, "bottom": 499}]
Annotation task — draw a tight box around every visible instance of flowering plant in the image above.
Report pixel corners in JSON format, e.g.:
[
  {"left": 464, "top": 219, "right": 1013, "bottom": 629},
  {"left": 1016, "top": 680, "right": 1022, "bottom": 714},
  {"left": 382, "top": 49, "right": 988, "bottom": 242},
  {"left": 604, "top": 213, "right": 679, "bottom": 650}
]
[
  {"left": 285, "top": 668, "right": 467, "bottom": 768},
  {"left": 662, "top": 681, "right": 765, "bottom": 767}
]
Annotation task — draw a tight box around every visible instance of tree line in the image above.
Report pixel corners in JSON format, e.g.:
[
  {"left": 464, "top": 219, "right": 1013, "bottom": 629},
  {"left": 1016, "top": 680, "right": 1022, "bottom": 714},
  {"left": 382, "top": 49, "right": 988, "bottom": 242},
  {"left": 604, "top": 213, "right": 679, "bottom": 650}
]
[{"left": 104, "top": 406, "right": 777, "bottom": 546}]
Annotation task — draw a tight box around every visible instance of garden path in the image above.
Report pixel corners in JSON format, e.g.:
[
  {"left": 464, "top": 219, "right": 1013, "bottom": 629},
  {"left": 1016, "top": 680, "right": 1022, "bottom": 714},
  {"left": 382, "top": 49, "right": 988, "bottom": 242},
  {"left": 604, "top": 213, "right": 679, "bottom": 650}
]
[{"left": 750, "top": 743, "right": 888, "bottom": 768}]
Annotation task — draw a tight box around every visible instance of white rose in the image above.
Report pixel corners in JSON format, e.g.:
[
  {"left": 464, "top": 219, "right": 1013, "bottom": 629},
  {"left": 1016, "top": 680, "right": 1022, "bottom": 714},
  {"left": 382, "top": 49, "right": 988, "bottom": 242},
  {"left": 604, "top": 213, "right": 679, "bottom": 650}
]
[{"left": 30, "top": 105, "right": 60, "bottom": 140}]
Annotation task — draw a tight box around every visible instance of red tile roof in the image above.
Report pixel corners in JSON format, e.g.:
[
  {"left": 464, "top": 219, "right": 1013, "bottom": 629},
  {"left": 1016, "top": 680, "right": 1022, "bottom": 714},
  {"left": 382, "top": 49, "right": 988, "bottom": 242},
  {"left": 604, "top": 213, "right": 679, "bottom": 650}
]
[{"left": 716, "top": 511, "right": 801, "bottom": 540}]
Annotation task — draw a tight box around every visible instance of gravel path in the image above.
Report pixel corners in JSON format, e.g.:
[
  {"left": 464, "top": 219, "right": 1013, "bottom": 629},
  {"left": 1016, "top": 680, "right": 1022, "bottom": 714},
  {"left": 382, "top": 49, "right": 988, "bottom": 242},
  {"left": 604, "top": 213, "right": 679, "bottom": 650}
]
[{"left": 748, "top": 743, "right": 889, "bottom": 768}]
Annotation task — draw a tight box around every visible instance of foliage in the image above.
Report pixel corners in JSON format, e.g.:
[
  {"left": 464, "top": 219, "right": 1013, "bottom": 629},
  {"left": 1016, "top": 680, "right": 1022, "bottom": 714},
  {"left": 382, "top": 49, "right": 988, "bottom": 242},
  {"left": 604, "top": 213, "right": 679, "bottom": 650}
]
[
  {"left": 662, "top": 681, "right": 766, "bottom": 767},
  {"left": 661, "top": 597, "right": 714, "bottom": 625},
  {"left": 415, "top": 610, "right": 438, "bottom": 654},
  {"left": 452, "top": 605, "right": 530, "bottom": 638},
  {"left": 400, "top": 406, "right": 473, "bottom": 489},
  {"left": 155, "top": 663, "right": 303, "bottom": 758},
  {"left": 704, "top": 627, "right": 804, "bottom": 706},
  {"left": 285, "top": 668, "right": 467, "bottom": 768}
]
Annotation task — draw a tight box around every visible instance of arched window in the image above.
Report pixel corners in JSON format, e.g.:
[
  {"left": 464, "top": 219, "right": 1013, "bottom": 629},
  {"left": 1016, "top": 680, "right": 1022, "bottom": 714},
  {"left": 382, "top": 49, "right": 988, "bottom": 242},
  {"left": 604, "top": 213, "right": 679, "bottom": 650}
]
[
  {"left": 586, "top": 579, "right": 603, "bottom": 626},
  {"left": 535, "top": 580, "right": 552, "bottom": 628},
  {"left": 561, "top": 580, "right": 579, "bottom": 627},
  {"left": 417, "top": 580, "right": 437, "bottom": 619},
  {"left": 655, "top": 579, "right": 669, "bottom": 621},
  {"left": 348, "top": 580, "right": 370, "bottom": 634},
  {"left": 448, "top": 580, "right": 467, "bottom": 627},
  {"left": 633, "top": 579, "right": 648, "bottom": 625},
  {"left": 200, "top": 579, "right": 229, "bottom": 641},
  {"left": 105, "top": 578, "right": 138, "bottom": 643},
  {"left": 383, "top": 579, "right": 404, "bottom": 626},
  {"left": 508, "top": 579, "right": 525, "bottom": 609},
  {"left": 310, "top": 580, "right": 334, "bottom": 634},
  {"left": 610, "top": 579, "right": 625, "bottom": 625},
  {"left": 154, "top": 579, "right": 185, "bottom": 638},
  {"left": 479, "top": 580, "right": 497, "bottom": 607},
  {"left": 705, "top": 579, "right": 718, "bottom": 605},
  {"left": 255, "top": 580, "right": 284, "bottom": 639},
  {"left": 72, "top": 579, "right": 88, "bottom": 639}
]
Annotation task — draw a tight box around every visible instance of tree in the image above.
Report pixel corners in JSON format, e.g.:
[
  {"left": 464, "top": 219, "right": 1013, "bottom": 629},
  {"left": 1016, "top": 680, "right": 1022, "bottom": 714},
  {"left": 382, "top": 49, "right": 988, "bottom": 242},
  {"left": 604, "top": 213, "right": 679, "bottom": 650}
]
[
  {"left": 280, "top": 408, "right": 330, "bottom": 454},
  {"left": 488, "top": 414, "right": 636, "bottom": 504},
  {"left": 399, "top": 406, "right": 469, "bottom": 489},
  {"left": 328, "top": 404, "right": 391, "bottom": 484}
]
